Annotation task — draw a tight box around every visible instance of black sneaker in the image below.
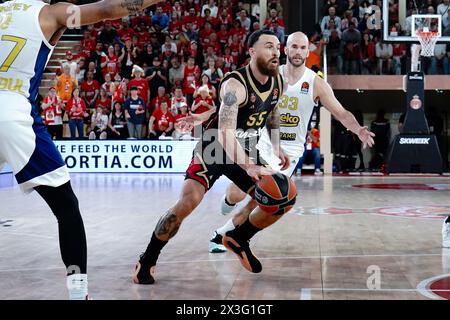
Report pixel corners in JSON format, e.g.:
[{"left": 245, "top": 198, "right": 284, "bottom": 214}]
[
  {"left": 133, "top": 254, "right": 156, "bottom": 285},
  {"left": 222, "top": 230, "right": 262, "bottom": 273},
  {"left": 209, "top": 231, "right": 227, "bottom": 253}
]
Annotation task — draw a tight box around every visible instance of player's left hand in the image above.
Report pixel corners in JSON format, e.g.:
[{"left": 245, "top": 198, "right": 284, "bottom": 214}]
[
  {"left": 276, "top": 148, "right": 290, "bottom": 171},
  {"left": 357, "top": 126, "right": 376, "bottom": 149}
]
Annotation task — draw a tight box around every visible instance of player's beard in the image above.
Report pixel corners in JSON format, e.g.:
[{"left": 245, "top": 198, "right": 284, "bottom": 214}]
[
  {"left": 288, "top": 54, "right": 306, "bottom": 67},
  {"left": 256, "top": 56, "right": 279, "bottom": 77}
]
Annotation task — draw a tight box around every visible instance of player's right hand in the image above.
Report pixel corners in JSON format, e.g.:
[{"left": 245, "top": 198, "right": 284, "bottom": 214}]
[{"left": 245, "top": 165, "right": 276, "bottom": 181}]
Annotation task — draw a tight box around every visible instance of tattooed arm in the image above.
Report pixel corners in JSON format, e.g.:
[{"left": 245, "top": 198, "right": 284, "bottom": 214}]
[
  {"left": 218, "top": 79, "right": 275, "bottom": 180},
  {"left": 40, "top": 0, "right": 160, "bottom": 44}
]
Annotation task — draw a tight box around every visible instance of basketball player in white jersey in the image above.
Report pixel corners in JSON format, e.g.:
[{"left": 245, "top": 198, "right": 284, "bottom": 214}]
[
  {"left": 209, "top": 32, "right": 375, "bottom": 253},
  {"left": 0, "top": 0, "right": 159, "bottom": 299}
]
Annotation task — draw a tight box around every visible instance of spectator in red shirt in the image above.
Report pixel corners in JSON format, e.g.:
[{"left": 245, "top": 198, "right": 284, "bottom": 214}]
[
  {"left": 42, "top": 87, "right": 64, "bottom": 140},
  {"left": 360, "top": 32, "right": 376, "bottom": 74},
  {"left": 128, "top": 65, "right": 150, "bottom": 105},
  {"left": 80, "top": 71, "right": 100, "bottom": 110},
  {"left": 148, "top": 100, "right": 175, "bottom": 140},
  {"left": 202, "top": 8, "right": 219, "bottom": 28},
  {"left": 169, "top": 13, "right": 184, "bottom": 37},
  {"left": 172, "top": 1, "right": 184, "bottom": 19},
  {"left": 80, "top": 30, "right": 96, "bottom": 60},
  {"left": 183, "top": 7, "right": 201, "bottom": 29},
  {"left": 183, "top": 56, "right": 201, "bottom": 106},
  {"left": 66, "top": 88, "right": 88, "bottom": 140},
  {"left": 173, "top": 102, "right": 192, "bottom": 140},
  {"left": 264, "top": 8, "right": 286, "bottom": 28},
  {"left": 151, "top": 86, "right": 171, "bottom": 116},
  {"left": 185, "top": 0, "right": 201, "bottom": 16},
  {"left": 117, "top": 19, "right": 135, "bottom": 40},
  {"left": 191, "top": 85, "right": 216, "bottom": 123},
  {"left": 217, "top": 24, "right": 230, "bottom": 47},
  {"left": 171, "top": 86, "right": 189, "bottom": 116},
  {"left": 95, "top": 88, "right": 112, "bottom": 115},
  {"left": 229, "top": 33, "right": 244, "bottom": 56},
  {"left": 112, "top": 77, "right": 127, "bottom": 105},
  {"left": 101, "top": 45, "right": 122, "bottom": 79},
  {"left": 229, "top": 19, "right": 246, "bottom": 42},
  {"left": 217, "top": 8, "right": 232, "bottom": 28},
  {"left": 101, "top": 73, "right": 114, "bottom": 99},
  {"left": 199, "top": 21, "right": 215, "bottom": 47}
]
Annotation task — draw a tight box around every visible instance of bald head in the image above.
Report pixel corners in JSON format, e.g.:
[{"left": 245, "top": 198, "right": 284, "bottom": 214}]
[
  {"left": 286, "top": 32, "right": 309, "bottom": 47},
  {"left": 285, "top": 32, "right": 309, "bottom": 68}
]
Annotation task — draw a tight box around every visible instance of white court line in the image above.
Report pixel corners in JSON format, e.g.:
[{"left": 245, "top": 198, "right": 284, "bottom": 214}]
[
  {"left": 0, "top": 252, "right": 449, "bottom": 273},
  {"left": 416, "top": 273, "right": 450, "bottom": 300},
  {"left": 300, "top": 288, "right": 311, "bottom": 300},
  {"left": 0, "top": 231, "right": 55, "bottom": 240},
  {"left": 304, "top": 288, "right": 450, "bottom": 293}
]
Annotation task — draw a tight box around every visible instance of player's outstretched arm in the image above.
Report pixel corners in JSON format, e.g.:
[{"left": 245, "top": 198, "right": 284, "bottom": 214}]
[
  {"left": 41, "top": 0, "right": 160, "bottom": 32},
  {"left": 314, "top": 76, "right": 375, "bottom": 149}
]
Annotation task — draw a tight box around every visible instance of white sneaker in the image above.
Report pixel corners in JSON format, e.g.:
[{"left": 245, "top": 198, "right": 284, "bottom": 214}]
[
  {"left": 208, "top": 231, "right": 227, "bottom": 253},
  {"left": 314, "top": 169, "right": 323, "bottom": 175},
  {"left": 442, "top": 221, "right": 450, "bottom": 248},
  {"left": 220, "top": 194, "right": 236, "bottom": 215}
]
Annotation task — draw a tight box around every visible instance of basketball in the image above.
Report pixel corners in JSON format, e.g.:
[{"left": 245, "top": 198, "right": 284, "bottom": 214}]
[{"left": 254, "top": 173, "right": 297, "bottom": 215}]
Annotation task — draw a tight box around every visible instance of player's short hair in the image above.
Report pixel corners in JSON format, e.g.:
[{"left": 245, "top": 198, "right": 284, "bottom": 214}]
[{"left": 247, "top": 30, "right": 277, "bottom": 48}]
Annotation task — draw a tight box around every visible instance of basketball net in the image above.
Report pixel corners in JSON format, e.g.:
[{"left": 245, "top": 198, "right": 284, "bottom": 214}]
[{"left": 411, "top": 30, "right": 439, "bottom": 72}]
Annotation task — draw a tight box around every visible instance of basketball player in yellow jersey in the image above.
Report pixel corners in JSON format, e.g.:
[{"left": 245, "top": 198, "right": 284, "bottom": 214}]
[
  {"left": 0, "top": 0, "right": 160, "bottom": 299},
  {"left": 209, "top": 32, "right": 376, "bottom": 253}
]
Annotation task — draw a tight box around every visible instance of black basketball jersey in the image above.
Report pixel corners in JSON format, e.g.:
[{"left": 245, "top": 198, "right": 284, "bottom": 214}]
[{"left": 204, "top": 64, "right": 284, "bottom": 154}]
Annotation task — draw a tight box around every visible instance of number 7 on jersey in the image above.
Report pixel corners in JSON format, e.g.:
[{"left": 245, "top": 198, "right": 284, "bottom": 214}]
[{"left": 0, "top": 35, "right": 27, "bottom": 72}]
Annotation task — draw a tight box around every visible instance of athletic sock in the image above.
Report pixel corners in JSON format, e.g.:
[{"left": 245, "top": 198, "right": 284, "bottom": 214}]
[
  {"left": 140, "top": 232, "right": 168, "bottom": 265},
  {"left": 216, "top": 219, "right": 235, "bottom": 236},
  {"left": 233, "top": 218, "right": 261, "bottom": 241},
  {"left": 67, "top": 273, "right": 88, "bottom": 300}
]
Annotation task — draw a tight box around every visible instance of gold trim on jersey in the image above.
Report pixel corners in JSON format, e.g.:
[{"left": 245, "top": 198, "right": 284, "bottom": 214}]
[
  {"left": 245, "top": 65, "right": 274, "bottom": 102},
  {"left": 277, "top": 72, "right": 283, "bottom": 97}
]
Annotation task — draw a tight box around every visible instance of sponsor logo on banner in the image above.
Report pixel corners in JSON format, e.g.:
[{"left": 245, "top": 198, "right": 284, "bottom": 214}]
[
  {"left": 399, "top": 137, "right": 430, "bottom": 144},
  {"left": 53, "top": 141, "right": 197, "bottom": 173},
  {"left": 409, "top": 74, "right": 424, "bottom": 80}
]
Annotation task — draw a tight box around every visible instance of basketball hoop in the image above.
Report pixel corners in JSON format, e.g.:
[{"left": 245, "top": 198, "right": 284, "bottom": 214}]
[{"left": 416, "top": 31, "right": 439, "bottom": 57}]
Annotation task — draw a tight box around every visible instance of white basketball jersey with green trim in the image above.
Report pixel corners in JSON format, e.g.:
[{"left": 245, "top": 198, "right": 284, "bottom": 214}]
[{"left": 0, "top": 0, "right": 55, "bottom": 103}]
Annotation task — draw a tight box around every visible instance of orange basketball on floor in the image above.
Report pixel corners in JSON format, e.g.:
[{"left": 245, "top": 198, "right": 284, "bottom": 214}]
[{"left": 254, "top": 173, "right": 297, "bottom": 215}]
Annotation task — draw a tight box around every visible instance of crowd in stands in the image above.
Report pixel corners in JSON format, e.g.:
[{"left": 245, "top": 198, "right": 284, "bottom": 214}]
[
  {"left": 317, "top": 0, "right": 450, "bottom": 75},
  {"left": 42, "top": 0, "right": 287, "bottom": 141}
]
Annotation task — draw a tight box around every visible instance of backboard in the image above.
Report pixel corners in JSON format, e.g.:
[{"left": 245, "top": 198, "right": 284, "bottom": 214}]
[{"left": 382, "top": 0, "right": 450, "bottom": 43}]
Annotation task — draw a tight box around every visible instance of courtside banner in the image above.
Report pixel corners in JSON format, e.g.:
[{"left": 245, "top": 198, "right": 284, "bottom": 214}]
[{"left": 54, "top": 140, "right": 197, "bottom": 173}]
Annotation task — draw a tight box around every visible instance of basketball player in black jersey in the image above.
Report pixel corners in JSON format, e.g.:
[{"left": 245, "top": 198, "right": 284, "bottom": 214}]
[{"left": 133, "top": 30, "right": 292, "bottom": 284}]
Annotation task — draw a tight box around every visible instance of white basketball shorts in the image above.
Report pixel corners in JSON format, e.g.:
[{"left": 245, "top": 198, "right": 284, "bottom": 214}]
[{"left": 0, "top": 92, "right": 70, "bottom": 193}]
